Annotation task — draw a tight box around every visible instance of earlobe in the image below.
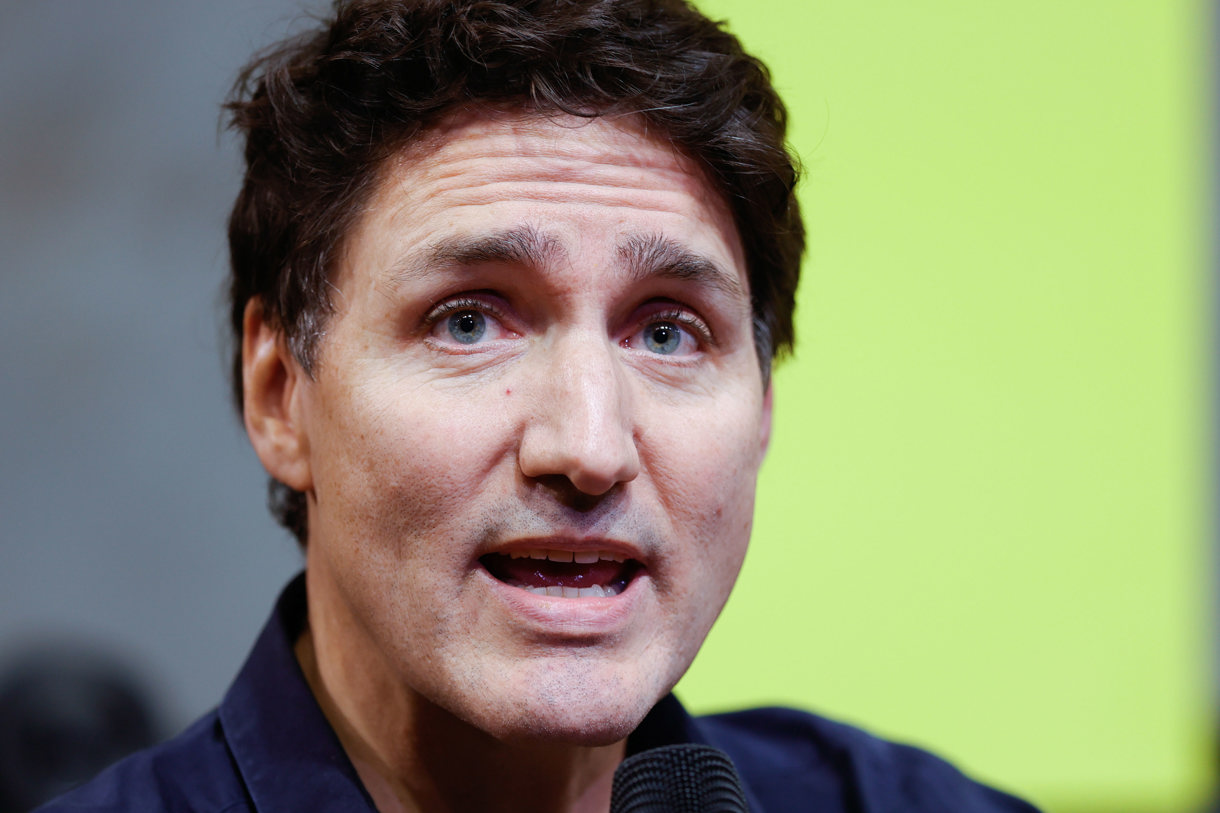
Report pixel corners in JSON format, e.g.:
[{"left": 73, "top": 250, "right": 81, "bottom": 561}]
[{"left": 242, "top": 298, "right": 313, "bottom": 492}]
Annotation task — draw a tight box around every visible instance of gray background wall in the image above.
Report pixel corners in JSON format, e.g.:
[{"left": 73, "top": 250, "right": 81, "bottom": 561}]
[{"left": 1, "top": 2, "right": 315, "bottom": 734}]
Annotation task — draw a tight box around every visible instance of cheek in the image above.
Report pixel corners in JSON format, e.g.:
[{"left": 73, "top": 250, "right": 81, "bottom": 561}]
[
  {"left": 308, "top": 377, "right": 514, "bottom": 547},
  {"left": 646, "top": 399, "right": 763, "bottom": 580},
  {"left": 644, "top": 426, "right": 758, "bottom": 673}
]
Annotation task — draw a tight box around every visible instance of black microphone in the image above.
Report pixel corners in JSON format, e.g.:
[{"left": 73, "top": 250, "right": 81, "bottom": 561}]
[{"left": 610, "top": 744, "right": 750, "bottom": 812}]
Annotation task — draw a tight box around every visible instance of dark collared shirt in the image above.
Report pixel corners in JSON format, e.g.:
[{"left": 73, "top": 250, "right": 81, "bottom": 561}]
[{"left": 40, "top": 575, "right": 1039, "bottom": 812}]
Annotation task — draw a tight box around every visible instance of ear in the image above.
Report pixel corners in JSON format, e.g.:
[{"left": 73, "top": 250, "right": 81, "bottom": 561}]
[
  {"left": 758, "top": 382, "right": 774, "bottom": 460},
  {"left": 242, "top": 298, "right": 313, "bottom": 493}
]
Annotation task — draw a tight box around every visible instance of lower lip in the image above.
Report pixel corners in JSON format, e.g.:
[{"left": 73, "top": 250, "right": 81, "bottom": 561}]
[{"left": 476, "top": 564, "right": 647, "bottom": 635}]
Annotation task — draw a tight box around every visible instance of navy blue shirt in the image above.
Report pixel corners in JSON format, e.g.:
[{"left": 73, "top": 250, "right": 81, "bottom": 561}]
[{"left": 40, "top": 576, "right": 1039, "bottom": 812}]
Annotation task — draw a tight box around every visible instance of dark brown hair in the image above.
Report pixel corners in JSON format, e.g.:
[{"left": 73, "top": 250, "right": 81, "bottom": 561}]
[{"left": 226, "top": 0, "right": 804, "bottom": 545}]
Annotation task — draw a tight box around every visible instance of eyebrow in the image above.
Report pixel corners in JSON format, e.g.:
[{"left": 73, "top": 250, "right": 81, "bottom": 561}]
[
  {"left": 389, "top": 226, "right": 743, "bottom": 303},
  {"left": 392, "top": 225, "right": 564, "bottom": 284},
  {"left": 616, "top": 233, "right": 745, "bottom": 301}
]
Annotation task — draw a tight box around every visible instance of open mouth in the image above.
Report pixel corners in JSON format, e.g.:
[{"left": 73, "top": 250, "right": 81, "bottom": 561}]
[{"left": 480, "top": 549, "right": 642, "bottom": 598}]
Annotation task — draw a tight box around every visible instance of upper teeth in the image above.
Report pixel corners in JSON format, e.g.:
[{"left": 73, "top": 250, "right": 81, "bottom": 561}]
[{"left": 508, "top": 549, "right": 625, "bottom": 563}]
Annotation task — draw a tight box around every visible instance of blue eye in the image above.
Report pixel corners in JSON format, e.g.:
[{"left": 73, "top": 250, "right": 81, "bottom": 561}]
[
  {"left": 447, "top": 310, "right": 486, "bottom": 344},
  {"left": 643, "top": 322, "right": 682, "bottom": 354}
]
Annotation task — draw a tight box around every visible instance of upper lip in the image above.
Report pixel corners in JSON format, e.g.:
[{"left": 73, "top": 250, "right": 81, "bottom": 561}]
[{"left": 480, "top": 536, "right": 646, "bottom": 565}]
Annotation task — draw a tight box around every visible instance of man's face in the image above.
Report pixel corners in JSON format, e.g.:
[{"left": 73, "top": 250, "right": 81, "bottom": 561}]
[{"left": 289, "top": 112, "right": 771, "bottom": 745}]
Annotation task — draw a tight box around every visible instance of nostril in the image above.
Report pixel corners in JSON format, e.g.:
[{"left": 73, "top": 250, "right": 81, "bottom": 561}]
[{"left": 529, "top": 474, "right": 620, "bottom": 510}]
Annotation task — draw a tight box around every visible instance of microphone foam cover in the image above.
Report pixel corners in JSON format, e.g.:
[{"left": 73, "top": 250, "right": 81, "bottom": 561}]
[{"left": 610, "top": 744, "right": 749, "bottom": 812}]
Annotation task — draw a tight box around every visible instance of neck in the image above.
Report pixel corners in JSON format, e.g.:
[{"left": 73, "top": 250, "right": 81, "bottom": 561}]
[{"left": 294, "top": 599, "right": 625, "bottom": 813}]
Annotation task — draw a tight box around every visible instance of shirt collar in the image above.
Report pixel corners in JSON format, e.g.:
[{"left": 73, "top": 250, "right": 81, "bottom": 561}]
[{"left": 219, "top": 573, "right": 377, "bottom": 812}]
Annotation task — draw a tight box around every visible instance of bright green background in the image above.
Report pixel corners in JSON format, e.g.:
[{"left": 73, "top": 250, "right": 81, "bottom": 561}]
[{"left": 673, "top": 2, "right": 1214, "bottom": 811}]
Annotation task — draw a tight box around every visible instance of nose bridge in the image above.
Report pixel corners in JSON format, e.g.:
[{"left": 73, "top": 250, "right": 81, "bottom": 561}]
[{"left": 519, "top": 327, "right": 640, "bottom": 495}]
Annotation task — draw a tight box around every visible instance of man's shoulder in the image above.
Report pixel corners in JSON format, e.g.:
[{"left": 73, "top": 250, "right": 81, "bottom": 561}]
[
  {"left": 35, "top": 710, "right": 252, "bottom": 813},
  {"left": 695, "top": 706, "right": 1041, "bottom": 813}
]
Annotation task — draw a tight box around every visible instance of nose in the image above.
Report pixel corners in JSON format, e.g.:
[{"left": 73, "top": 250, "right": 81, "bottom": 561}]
[{"left": 517, "top": 332, "right": 641, "bottom": 497}]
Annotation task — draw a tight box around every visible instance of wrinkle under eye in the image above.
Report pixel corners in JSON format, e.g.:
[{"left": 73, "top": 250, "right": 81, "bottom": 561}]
[{"left": 449, "top": 311, "right": 487, "bottom": 344}]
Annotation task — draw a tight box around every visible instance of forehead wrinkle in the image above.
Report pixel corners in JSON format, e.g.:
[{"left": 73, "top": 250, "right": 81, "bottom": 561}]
[
  {"left": 616, "top": 232, "right": 745, "bottom": 302},
  {"left": 389, "top": 224, "right": 566, "bottom": 286}
]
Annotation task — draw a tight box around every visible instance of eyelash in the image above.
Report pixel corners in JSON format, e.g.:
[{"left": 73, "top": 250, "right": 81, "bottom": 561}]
[
  {"left": 423, "top": 295, "right": 505, "bottom": 328},
  {"left": 642, "top": 307, "right": 714, "bottom": 348}
]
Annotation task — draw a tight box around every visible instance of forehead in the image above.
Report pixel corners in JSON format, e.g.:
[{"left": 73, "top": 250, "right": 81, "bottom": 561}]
[{"left": 337, "top": 110, "right": 747, "bottom": 295}]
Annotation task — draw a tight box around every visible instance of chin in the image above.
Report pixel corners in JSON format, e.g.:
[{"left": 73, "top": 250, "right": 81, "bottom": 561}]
[
  {"left": 492, "top": 704, "right": 646, "bottom": 748},
  {"left": 460, "top": 666, "right": 668, "bottom": 747}
]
